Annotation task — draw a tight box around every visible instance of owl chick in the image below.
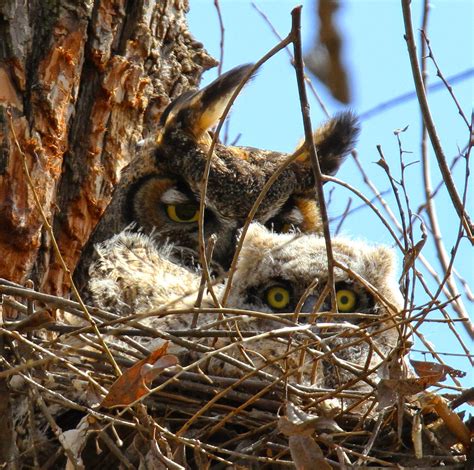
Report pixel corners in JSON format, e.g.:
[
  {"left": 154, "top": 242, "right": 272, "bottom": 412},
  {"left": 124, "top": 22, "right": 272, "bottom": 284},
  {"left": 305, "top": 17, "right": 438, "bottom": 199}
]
[
  {"left": 75, "top": 64, "right": 359, "bottom": 290},
  {"left": 88, "top": 224, "right": 401, "bottom": 392},
  {"left": 11, "top": 225, "right": 401, "bottom": 467},
  {"left": 224, "top": 223, "right": 402, "bottom": 391}
]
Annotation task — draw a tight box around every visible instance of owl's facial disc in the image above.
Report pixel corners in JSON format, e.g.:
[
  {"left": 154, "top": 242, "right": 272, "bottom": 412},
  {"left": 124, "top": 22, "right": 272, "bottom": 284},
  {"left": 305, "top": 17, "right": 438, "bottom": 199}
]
[
  {"left": 250, "top": 279, "right": 372, "bottom": 318},
  {"left": 127, "top": 176, "right": 204, "bottom": 230},
  {"left": 126, "top": 175, "right": 238, "bottom": 270},
  {"left": 300, "top": 283, "right": 361, "bottom": 315}
]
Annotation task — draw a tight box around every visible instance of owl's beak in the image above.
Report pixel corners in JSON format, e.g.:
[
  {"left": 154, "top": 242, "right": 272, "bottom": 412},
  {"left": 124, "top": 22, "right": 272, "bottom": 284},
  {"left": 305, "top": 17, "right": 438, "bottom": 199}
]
[{"left": 301, "top": 294, "right": 319, "bottom": 313}]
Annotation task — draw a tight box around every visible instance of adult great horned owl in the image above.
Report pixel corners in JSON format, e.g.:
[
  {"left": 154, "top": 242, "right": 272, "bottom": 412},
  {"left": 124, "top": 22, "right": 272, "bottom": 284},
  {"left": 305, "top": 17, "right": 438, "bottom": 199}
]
[
  {"left": 88, "top": 224, "right": 401, "bottom": 392},
  {"left": 75, "top": 64, "right": 359, "bottom": 286}
]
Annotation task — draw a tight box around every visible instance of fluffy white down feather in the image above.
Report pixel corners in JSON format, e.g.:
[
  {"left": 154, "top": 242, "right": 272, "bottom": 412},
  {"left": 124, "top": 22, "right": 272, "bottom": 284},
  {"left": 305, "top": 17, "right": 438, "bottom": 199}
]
[{"left": 87, "top": 224, "right": 402, "bottom": 391}]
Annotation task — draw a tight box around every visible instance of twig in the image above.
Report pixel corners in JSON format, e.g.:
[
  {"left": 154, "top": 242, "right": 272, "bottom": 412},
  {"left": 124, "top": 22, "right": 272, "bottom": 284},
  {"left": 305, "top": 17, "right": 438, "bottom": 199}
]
[
  {"left": 213, "top": 0, "right": 225, "bottom": 75},
  {"left": 358, "top": 68, "right": 474, "bottom": 121},
  {"left": 335, "top": 198, "right": 353, "bottom": 235},
  {"left": 401, "top": 0, "right": 473, "bottom": 241},
  {"left": 349, "top": 151, "right": 474, "bottom": 342},
  {"left": 324, "top": 175, "right": 404, "bottom": 249},
  {"left": 421, "top": 31, "right": 471, "bottom": 129},
  {"left": 416, "top": 6, "right": 473, "bottom": 339},
  {"left": 197, "top": 33, "right": 293, "bottom": 311},
  {"left": 414, "top": 146, "right": 474, "bottom": 338},
  {"left": 291, "top": 6, "right": 336, "bottom": 309}
]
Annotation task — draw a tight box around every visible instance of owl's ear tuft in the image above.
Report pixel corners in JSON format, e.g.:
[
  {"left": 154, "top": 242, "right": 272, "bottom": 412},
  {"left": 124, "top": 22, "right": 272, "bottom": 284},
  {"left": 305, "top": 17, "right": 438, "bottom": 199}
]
[
  {"left": 296, "top": 111, "right": 360, "bottom": 177},
  {"left": 160, "top": 63, "right": 255, "bottom": 142}
]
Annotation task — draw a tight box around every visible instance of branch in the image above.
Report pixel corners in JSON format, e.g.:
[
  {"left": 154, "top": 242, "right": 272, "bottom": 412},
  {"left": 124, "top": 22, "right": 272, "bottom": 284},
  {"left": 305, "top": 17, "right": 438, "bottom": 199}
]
[
  {"left": 291, "top": 6, "right": 336, "bottom": 309},
  {"left": 401, "top": 0, "right": 474, "bottom": 242}
]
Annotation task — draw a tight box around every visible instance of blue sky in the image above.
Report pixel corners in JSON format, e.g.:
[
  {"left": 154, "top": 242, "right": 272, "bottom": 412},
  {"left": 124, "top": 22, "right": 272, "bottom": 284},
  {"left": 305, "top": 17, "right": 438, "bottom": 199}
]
[{"left": 188, "top": 1, "right": 473, "bottom": 392}]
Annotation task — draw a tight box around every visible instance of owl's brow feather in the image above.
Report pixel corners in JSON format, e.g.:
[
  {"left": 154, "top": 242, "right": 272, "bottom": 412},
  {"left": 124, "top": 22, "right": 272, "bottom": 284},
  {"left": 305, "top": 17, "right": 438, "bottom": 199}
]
[{"left": 160, "top": 188, "right": 194, "bottom": 204}]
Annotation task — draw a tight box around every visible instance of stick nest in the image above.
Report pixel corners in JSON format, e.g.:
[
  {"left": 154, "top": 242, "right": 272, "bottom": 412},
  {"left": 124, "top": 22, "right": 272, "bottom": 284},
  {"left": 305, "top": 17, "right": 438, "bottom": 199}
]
[{"left": 0, "top": 278, "right": 471, "bottom": 469}]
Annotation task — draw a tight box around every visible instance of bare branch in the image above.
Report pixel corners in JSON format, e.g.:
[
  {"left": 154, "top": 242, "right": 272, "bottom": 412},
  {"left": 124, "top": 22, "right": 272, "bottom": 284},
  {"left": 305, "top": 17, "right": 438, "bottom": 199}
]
[{"left": 401, "top": 0, "right": 474, "bottom": 241}]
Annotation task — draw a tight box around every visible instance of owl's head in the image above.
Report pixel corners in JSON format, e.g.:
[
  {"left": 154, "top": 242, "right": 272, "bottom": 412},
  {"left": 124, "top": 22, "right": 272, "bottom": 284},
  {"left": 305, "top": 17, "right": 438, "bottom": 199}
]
[
  {"left": 86, "top": 64, "right": 359, "bottom": 271},
  {"left": 226, "top": 223, "right": 402, "bottom": 389},
  {"left": 229, "top": 224, "right": 402, "bottom": 313}
]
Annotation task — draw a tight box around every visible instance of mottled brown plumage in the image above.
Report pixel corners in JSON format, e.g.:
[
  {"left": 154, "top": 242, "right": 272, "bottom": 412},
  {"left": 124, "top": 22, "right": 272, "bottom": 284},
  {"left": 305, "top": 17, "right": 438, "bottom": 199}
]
[{"left": 75, "top": 64, "right": 359, "bottom": 288}]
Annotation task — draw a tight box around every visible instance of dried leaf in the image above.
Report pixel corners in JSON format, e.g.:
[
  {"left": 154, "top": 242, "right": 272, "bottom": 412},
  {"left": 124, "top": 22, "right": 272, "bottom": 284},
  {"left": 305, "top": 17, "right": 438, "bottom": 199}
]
[
  {"left": 400, "top": 236, "right": 426, "bottom": 279},
  {"left": 420, "top": 393, "right": 471, "bottom": 447},
  {"left": 101, "top": 342, "right": 178, "bottom": 408},
  {"left": 410, "top": 359, "right": 466, "bottom": 381},
  {"left": 288, "top": 435, "right": 332, "bottom": 470},
  {"left": 378, "top": 357, "right": 460, "bottom": 401},
  {"left": 376, "top": 379, "right": 398, "bottom": 409},
  {"left": 375, "top": 157, "right": 390, "bottom": 172},
  {"left": 451, "top": 386, "right": 474, "bottom": 409},
  {"left": 63, "top": 416, "right": 90, "bottom": 470},
  {"left": 278, "top": 403, "right": 335, "bottom": 468},
  {"left": 278, "top": 402, "right": 342, "bottom": 437},
  {"left": 379, "top": 377, "right": 435, "bottom": 398},
  {"left": 377, "top": 348, "right": 409, "bottom": 381},
  {"left": 394, "top": 125, "right": 409, "bottom": 135},
  {"left": 305, "top": 0, "right": 350, "bottom": 103},
  {"left": 10, "top": 310, "right": 55, "bottom": 332}
]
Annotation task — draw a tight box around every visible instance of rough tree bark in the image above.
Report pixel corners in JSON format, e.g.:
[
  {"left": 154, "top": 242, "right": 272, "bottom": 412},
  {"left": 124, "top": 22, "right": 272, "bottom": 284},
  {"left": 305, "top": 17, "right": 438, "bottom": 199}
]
[
  {"left": 0, "top": 2, "right": 214, "bottom": 464},
  {"left": 0, "top": 0, "right": 216, "bottom": 301}
]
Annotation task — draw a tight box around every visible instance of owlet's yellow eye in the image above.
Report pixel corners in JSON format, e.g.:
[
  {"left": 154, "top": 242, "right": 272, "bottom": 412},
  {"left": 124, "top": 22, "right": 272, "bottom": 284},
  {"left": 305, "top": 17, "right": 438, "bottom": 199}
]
[
  {"left": 281, "top": 223, "right": 292, "bottom": 233},
  {"left": 166, "top": 203, "right": 199, "bottom": 223},
  {"left": 336, "top": 289, "right": 358, "bottom": 312},
  {"left": 265, "top": 286, "right": 291, "bottom": 310}
]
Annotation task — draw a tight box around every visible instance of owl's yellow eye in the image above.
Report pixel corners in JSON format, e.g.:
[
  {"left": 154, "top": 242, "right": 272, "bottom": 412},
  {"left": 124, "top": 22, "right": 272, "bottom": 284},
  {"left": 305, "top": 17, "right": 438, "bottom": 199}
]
[
  {"left": 265, "top": 286, "right": 291, "bottom": 310},
  {"left": 281, "top": 223, "right": 292, "bottom": 233},
  {"left": 336, "top": 289, "right": 358, "bottom": 312},
  {"left": 166, "top": 204, "right": 199, "bottom": 223}
]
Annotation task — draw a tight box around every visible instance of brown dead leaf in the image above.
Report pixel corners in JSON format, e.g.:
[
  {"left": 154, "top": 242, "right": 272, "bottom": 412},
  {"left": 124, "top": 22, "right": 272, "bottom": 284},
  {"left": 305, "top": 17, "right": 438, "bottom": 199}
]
[
  {"left": 410, "top": 359, "right": 466, "bottom": 381},
  {"left": 289, "top": 435, "right": 332, "bottom": 470},
  {"left": 451, "top": 387, "right": 474, "bottom": 410},
  {"left": 377, "top": 358, "right": 463, "bottom": 405},
  {"left": 400, "top": 236, "right": 426, "bottom": 280},
  {"left": 379, "top": 377, "right": 437, "bottom": 398},
  {"left": 377, "top": 373, "right": 449, "bottom": 410},
  {"left": 278, "top": 403, "right": 336, "bottom": 469},
  {"left": 305, "top": 0, "right": 350, "bottom": 104},
  {"left": 9, "top": 310, "right": 55, "bottom": 332},
  {"left": 278, "top": 402, "right": 342, "bottom": 436},
  {"left": 101, "top": 342, "right": 178, "bottom": 408},
  {"left": 376, "top": 379, "right": 398, "bottom": 409}
]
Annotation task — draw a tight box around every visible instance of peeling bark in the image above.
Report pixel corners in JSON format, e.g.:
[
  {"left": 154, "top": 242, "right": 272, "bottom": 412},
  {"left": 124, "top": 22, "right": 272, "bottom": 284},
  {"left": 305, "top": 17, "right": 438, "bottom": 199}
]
[{"left": 0, "top": 0, "right": 216, "bottom": 299}]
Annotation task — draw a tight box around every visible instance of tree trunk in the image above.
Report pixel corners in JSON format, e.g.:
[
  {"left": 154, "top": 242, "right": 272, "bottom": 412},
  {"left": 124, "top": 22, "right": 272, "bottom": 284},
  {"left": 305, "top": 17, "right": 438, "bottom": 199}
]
[
  {"left": 0, "top": 2, "right": 214, "bottom": 465},
  {"left": 0, "top": 0, "right": 216, "bottom": 301}
]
